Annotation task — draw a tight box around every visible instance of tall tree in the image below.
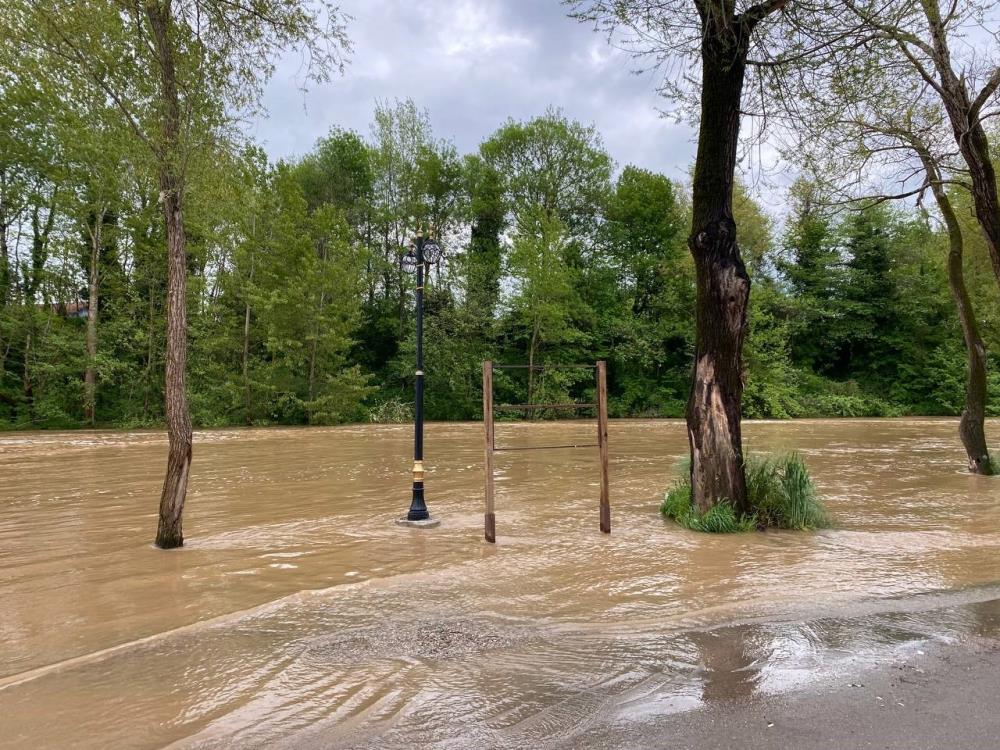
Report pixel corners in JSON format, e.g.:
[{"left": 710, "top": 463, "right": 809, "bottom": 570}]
[
  {"left": 7, "top": 0, "right": 351, "bottom": 547},
  {"left": 480, "top": 111, "right": 612, "bottom": 405},
  {"left": 570, "top": 0, "right": 821, "bottom": 514},
  {"left": 602, "top": 166, "right": 692, "bottom": 415},
  {"left": 783, "top": 30, "right": 995, "bottom": 472}
]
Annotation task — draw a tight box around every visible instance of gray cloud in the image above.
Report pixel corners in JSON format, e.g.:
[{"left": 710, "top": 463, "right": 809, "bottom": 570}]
[{"left": 250, "top": 0, "right": 697, "bottom": 181}]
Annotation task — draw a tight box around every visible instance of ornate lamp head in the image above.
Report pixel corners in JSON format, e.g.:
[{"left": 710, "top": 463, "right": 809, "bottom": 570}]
[
  {"left": 421, "top": 238, "right": 442, "bottom": 264},
  {"left": 401, "top": 246, "right": 419, "bottom": 274}
]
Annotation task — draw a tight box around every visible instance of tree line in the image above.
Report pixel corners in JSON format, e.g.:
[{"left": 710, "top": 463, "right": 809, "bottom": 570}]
[
  {"left": 3, "top": 98, "right": 996, "bottom": 429},
  {"left": 2, "top": 0, "right": 999, "bottom": 545}
]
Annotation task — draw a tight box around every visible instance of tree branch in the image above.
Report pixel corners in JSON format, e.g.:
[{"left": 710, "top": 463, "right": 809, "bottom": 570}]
[{"left": 969, "top": 66, "right": 1000, "bottom": 121}]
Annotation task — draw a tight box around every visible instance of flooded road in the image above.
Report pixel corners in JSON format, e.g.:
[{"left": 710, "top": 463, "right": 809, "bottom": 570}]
[{"left": 1, "top": 419, "right": 999, "bottom": 748}]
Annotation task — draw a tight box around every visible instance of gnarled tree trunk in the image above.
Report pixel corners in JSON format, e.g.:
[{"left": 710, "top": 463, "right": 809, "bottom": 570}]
[
  {"left": 686, "top": 17, "right": 753, "bottom": 515},
  {"left": 148, "top": 1, "right": 193, "bottom": 549}
]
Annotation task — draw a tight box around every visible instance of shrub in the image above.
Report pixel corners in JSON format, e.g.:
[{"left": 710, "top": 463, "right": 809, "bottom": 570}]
[
  {"left": 660, "top": 453, "right": 831, "bottom": 533},
  {"left": 368, "top": 397, "right": 413, "bottom": 424}
]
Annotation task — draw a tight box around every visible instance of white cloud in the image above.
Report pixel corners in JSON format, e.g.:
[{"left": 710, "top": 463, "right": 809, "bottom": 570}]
[{"left": 250, "top": 0, "right": 698, "bottom": 182}]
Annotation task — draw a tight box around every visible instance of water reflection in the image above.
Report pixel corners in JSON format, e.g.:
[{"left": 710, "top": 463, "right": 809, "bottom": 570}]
[{"left": 692, "top": 628, "right": 759, "bottom": 704}]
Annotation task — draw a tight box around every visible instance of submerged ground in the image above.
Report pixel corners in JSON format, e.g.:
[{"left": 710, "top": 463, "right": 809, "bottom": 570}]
[{"left": 1, "top": 419, "right": 999, "bottom": 748}]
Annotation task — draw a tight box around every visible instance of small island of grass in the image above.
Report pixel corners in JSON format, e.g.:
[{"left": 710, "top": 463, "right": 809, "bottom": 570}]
[{"left": 661, "top": 454, "right": 832, "bottom": 533}]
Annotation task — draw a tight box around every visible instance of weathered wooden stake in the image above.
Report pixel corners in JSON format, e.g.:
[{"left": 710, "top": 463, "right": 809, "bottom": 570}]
[
  {"left": 483, "top": 360, "right": 496, "bottom": 543},
  {"left": 597, "top": 360, "right": 610, "bottom": 533}
]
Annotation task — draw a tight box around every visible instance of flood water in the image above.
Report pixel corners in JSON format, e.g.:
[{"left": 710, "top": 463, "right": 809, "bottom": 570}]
[{"left": 1, "top": 418, "right": 999, "bottom": 748}]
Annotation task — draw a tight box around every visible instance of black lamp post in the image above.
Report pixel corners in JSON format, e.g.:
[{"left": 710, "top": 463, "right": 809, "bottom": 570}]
[{"left": 401, "top": 226, "right": 442, "bottom": 522}]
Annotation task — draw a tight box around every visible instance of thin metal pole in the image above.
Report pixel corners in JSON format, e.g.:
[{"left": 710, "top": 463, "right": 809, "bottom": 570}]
[
  {"left": 597, "top": 360, "right": 610, "bottom": 534},
  {"left": 407, "top": 234, "right": 429, "bottom": 521},
  {"left": 483, "top": 360, "right": 495, "bottom": 543}
]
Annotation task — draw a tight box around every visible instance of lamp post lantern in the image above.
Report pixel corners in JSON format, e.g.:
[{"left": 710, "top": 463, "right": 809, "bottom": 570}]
[{"left": 399, "top": 225, "right": 442, "bottom": 526}]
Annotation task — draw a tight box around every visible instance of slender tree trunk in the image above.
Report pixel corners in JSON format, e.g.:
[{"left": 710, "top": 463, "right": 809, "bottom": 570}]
[
  {"left": 527, "top": 320, "right": 540, "bottom": 419},
  {"left": 0, "top": 219, "right": 9, "bottom": 307},
  {"left": 948, "top": 228, "right": 993, "bottom": 476},
  {"left": 144, "top": 290, "right": 155, "bottom": 419},
  {"left": 242, "top": 300, "right": 252, "bottom": 425},
  {"left": 308, "top": 239, "right": 329, "bottom": 409},
  {"left": 918, "top": 151, "right": 994, "bottom": 474},
  {"left": 921, "top": 0, "right": 1000, "bottom": 287},
  {"left": 243, "top": 218, "right": 255, "bottom": 425},
  {"left": 148, "top": 1, "right": 192, "bottom": 549},
  {"left": 27, "top": 194, "right": 57, "bottom": 303},
  {"left": 84, "top": 209, "right": 102, "bottom": 427},
  {"left": 156, "top": 186, "right": 192, "bottom": 548},
  {"left": 685, "top": 20, "right": 753, "bottom": 515},
  {"left": 23, "top": 328, "right": 33, "bottom": 422},
  {"left": 308, "top": 294, "right": 324, "bottom": 404}
]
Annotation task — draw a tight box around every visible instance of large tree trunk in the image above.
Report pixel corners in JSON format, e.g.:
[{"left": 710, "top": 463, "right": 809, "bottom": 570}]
[
  {"left": 84, "top": 209, "right": 102, "bottom": 427},
  {"left": 686, "top": 19, "right": 752, "bottom": 515},
  {"left": 148, "top": 1, "right": 193, "bottom": 549},
  {"left": 920, "top": 152, "right": 994, "bottom": 474}
]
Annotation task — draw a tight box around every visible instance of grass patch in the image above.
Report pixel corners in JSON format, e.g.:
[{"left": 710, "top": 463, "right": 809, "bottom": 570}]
[{"left": 660, "top": 453, "right": 831, "bottom": 533}]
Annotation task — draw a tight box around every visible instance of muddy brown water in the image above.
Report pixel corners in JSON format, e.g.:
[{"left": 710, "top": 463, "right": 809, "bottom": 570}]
[{"left": 1, "top": 419, "right": 999, "bottom": 748}]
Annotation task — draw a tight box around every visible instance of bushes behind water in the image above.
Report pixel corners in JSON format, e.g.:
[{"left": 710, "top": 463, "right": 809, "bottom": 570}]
[{"left": 660, "top": 454, "right": 831, "bottom": 533}]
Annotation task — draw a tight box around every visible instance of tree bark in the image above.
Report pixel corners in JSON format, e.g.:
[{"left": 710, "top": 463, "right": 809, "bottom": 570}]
[
  {"left": 84, "top": 208, "right": 102, "bottom": 427},
  {"left": 917, "top": 151, "right": 994, "bottom": 474},
  {"left": 686, "top": 14, "right": 753, "bottom": 515},
  {"left": 948, "top": 225, "right": 994, "bottom": 476},
  {"left": 148, "top": 0, "right": 193, "bottom": 549},
  {"left": 921, "top": 0, "right": 1000, "bottom": 287}
]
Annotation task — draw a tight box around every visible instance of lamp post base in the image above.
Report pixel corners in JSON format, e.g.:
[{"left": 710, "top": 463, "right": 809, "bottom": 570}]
[{"left": 395, "top": 516, "right": 441, "bottom": 528}]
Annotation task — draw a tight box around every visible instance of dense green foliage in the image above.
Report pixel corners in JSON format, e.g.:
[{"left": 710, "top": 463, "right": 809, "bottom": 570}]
[
  {"left": 661, "top": 454, "right": 832, "bottom": 532},
  {"left": 1, "top": 86, "right": 999, "bottom": 428}
]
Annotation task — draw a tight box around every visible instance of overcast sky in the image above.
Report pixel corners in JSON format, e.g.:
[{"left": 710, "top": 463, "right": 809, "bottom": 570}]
[{"left": 251, "top": 0, "right": 698, "bottom": 183}]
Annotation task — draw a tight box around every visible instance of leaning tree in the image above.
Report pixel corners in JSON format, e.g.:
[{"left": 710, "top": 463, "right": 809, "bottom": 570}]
[
  {"left": 569, "top": 0, "right": 851, "bottom": 513},
  {"left": 842, "top": 0, "right": 1000, "bottom": 287},
  {"left": 784, "top": 42, "right": 996, "bottom": 474}
]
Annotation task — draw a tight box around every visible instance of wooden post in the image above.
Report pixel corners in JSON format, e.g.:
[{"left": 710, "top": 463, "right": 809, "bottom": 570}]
[
  {"left": 596, "top": 360, "right": 610, "bottom": 533},
  {"left": 483, "top": 360, "right": 496, "bottom": 543}
]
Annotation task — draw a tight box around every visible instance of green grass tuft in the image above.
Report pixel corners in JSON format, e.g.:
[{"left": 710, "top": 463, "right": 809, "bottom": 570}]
[{"left": 660, "top": 453, "right": 831, "bottom": 533}]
